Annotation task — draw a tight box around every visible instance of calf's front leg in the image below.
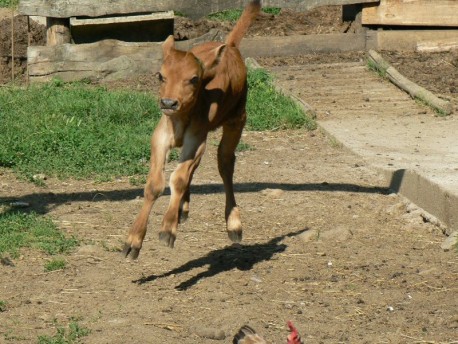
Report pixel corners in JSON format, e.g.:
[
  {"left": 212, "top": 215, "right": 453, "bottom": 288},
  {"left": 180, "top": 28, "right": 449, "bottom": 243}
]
[{"left": 123, "top": 118, "right": 172, "bottom": 259}]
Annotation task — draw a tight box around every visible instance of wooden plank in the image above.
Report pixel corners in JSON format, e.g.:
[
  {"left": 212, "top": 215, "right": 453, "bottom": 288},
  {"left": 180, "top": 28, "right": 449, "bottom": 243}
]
[
  {"left": 27, "top": 30, "right": 225, "bottom": 82},
  {"left": 362, "top": 0, "right": 458, "bottom": 27},
  {"left": 240, "top": 33, "right": 367, "bottom": 57},
  {"left": 19, "top": 0, "right": 378, "bottom": 19},
  {"left": 28, "top": 40, "right": 163, "bottom": 82},
  {"left": 375, "top": 30, "right": 458, "bottom": 51},
  {"left": 416, "top": 38, "right": 458, "bottom": 53}
]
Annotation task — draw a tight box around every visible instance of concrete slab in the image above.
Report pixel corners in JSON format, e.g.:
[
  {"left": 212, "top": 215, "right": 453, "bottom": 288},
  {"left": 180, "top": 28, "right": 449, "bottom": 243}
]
[{"left": 269, "top": 62, "right": 458, "bottom": 235}]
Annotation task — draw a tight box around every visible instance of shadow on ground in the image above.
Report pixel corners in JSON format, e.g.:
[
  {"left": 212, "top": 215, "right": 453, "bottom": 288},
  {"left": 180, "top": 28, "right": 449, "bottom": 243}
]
[
  {"left": 1, "top": 182, "right": 389, "bottom": 216},
  {"left": 133, "top": 228, "right": 308, "bottom": 290}
]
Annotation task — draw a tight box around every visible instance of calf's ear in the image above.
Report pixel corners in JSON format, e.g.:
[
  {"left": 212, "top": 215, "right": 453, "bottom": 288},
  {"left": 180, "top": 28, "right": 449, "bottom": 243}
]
[
  {"left": 203, "top": 44, "right": 227, "bottom": 76},
  {"left": 162, "top": 35, "right": 175, "bottom": 59},
  {"left": 209, "top": 44, "right": 226, "bottom": 69}
]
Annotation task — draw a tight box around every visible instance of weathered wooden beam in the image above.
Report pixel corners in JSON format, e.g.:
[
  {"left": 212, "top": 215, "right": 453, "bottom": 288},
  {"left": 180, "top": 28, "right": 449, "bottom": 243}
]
[
  {"left": 240, "top": 33, "right": 367, "bottom": 57},
  {"left": 368, "top": 50, "right": 453, "bottom": 115},
  {"left": 362, "top": 0, "right": 458, "bottom": 27},
  {"left": 27, "top": 30, "right": 225, "bottom": 82},
  {"left": 375, "top": 30, "right": 458, "bottom": 51},
  {"left": 28, "top": 40, "right": 163, "bottom": 82},
  {"left": 19, "top": 0, "right": 378, "bottom": 19},
  {"left": 416, "top": 38, "right": 458, "bottom": 53}
]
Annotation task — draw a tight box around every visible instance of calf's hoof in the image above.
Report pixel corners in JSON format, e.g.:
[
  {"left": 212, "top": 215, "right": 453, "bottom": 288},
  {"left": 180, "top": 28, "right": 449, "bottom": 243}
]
[
  {"left": 122, "top": 242, "right": 141, "bottom": 260},
  {"left": 228, "top": 229, "right": 242, "bottom": 243},
  {"left": 159, "top": 231, "right": 176, "bottom": 248}
]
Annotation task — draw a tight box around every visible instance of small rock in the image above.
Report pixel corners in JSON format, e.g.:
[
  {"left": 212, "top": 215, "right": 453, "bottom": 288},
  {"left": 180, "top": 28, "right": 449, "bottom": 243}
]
[
  {"left": 387, "top": 306, "right": 394, "bottom": 312},
  {"left": 32, "top": 173, "right": 47, "bottom": 181},
  {"left": 1, "top": 257, "right": 15, "bottom": 267},
  {"left": 76, "top": 244, "right": 103, "bottom": 255},
  {"left": 441, "top": 231, "right": 458, "bottom": 251},
  {"left": 298, "top": 229, "right": 319, "bottom": 242},
  {"left": 261, "top": 188, "right": 284, "bottom": 198},
  {"left": 320, "top": 227, "right": 353, "bottom": 242},
  {"left": 250, "top": 275, "right": 262, "bottom": 283},
  {"left": 192, "top": 327, "right": 226, "bottom": 340},
  {"left": 9, "top": 201, "right": 30, "bottom": 208}
]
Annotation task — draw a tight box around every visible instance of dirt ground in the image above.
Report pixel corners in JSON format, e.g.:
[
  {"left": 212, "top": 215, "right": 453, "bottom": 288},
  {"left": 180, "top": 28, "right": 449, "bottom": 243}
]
[{"left": 1, "top": 6, "right": 457, "bottom": 344}]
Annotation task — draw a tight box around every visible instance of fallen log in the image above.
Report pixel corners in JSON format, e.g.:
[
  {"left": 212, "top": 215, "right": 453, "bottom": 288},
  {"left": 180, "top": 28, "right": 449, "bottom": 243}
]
[{"left": 367, "top": 49, "right": 452, "bottom": 116}]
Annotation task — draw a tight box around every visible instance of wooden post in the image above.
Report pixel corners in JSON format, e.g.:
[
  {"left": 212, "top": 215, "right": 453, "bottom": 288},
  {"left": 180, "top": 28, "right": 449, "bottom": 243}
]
[
  {"left": 11, "top": 7, "right": 14, "bottom": 82},
  {"left": 46, "top": 17, "right": 71, "bottom": 46}
]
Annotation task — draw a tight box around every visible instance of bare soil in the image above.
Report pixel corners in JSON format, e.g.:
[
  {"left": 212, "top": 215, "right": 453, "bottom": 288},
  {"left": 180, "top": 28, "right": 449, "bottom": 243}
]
[{"left": 0, "top": 6, "right": 457, "bottom": 344}]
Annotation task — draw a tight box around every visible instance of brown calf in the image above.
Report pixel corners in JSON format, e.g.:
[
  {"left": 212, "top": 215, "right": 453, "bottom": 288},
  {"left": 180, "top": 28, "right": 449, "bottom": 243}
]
[{"left": 123, "top": 1, "right": 262, "bottom": 259}]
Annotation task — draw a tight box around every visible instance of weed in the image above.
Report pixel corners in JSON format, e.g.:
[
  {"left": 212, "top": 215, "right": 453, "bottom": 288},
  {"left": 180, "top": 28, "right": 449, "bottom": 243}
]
[
  {"left": 0, "top": 300, "right": 7, "bottom": 312},
  {"left": 44, "top": 258, "right": 66, "bottom": 272},
  {"left": 367, "top": 59, "right": 386, "bottom": 78},
  {"left": 236, "top": 141, "right": 254, "bottom": 152},
  {"left": 37, "top": 320, "right": 90, "bottom": 344}
]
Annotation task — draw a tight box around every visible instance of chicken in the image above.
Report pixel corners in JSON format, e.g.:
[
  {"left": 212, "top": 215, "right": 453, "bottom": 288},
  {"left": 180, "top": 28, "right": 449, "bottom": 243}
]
[
  {"left": 232, "top": 321, "right": 304, "bottom": 344},
  {"left": 233, "top": 325, "right": 268, "bottom": 344}
]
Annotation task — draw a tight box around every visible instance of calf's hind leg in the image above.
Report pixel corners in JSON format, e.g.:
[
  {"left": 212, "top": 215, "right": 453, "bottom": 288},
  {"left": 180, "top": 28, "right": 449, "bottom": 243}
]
[
  {"left": 218, "top": 117, "right": 246, "bottom": 242},
  {"left": 159, "top": 130, "right": 207, "bottom": 248}
]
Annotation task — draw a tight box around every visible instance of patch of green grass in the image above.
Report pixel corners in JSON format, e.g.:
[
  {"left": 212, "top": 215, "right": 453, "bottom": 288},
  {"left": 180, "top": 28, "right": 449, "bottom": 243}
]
[
  {"left": 0, "top": 300, "right": 7, "bottom": 312},
  {"left": 367, "top": 59, "right": 387, "bottom": 78},
  {"left": 262, "top": 7, "right": 281, "bottom": 15},
  {"left": 38, "top": 320, "right": 90, "bottom": 344},
  {"left": 44, "top": 258, "right": 66, "bottom": 272},
  {"left": 0, "top": 0, "right": 18, "bottom": 8},
  {"left": 0, "top": 81, "right": 160, "bottom": 180},
  {"left": 1, "top": 68, "right": 313, "bottom": 181},
  {"left": 247, "top": 67, "right": 316, "bottom": 131},
  {"left": 0, "top": 211, "right": 78, "bottom": 258},
  {"left": 208, "top": 9, "right": 243, "bottom": 22},
  {"left": 236, "top": 141, "right": 254, "bottom": 152}
]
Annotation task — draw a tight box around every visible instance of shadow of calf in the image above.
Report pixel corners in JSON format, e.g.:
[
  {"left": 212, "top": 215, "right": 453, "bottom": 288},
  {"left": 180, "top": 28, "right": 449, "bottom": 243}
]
[{"left": 133, "top": 228, "right": 308, "bottom": 290}]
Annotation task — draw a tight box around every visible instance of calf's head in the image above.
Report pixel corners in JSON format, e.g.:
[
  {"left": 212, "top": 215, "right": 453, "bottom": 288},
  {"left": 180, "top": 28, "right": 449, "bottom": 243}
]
[
  {"left": 157, "top": 36, "right": 226, "bottom": 117},
  {"left": 157, "top": 36, "right": 203, "bottom": 116}
]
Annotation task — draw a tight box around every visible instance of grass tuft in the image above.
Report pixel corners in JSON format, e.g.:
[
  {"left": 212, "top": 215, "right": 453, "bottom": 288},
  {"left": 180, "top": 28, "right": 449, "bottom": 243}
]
[
  {"left": 247, "top": 67, "right": 316, "bottom": 131},
  {"left": 44, "top": 258, "right": 67, "bottom": 272},
  {"left": 0, "top": 211, "right": 78, "bottom": 258},
  {"left": 38, "top": 320, "right": 90, "bottom": 344},
  {"left": 0, "top": 300, "right": 7, "bottom": 312}
]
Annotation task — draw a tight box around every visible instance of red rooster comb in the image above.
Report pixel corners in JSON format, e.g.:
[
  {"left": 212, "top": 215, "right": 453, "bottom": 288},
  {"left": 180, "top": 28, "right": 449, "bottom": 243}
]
[{"left": 287, "top": 321, "right": 304, "bottom": 344}]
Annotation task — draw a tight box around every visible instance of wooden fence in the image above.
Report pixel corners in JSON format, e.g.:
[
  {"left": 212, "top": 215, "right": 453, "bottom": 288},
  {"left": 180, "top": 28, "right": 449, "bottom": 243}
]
[{"left": 16, "top": 0, "right": 458, "bottom": 82}]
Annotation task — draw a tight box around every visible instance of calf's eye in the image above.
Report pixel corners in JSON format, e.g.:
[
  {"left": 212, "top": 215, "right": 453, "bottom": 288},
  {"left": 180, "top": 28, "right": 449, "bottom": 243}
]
[
  {"left": 190, "top": 76, "right": 200, "bottom": 85},
  {"left": 157, "top": 72, "right": 165, "bottom": 82}
]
